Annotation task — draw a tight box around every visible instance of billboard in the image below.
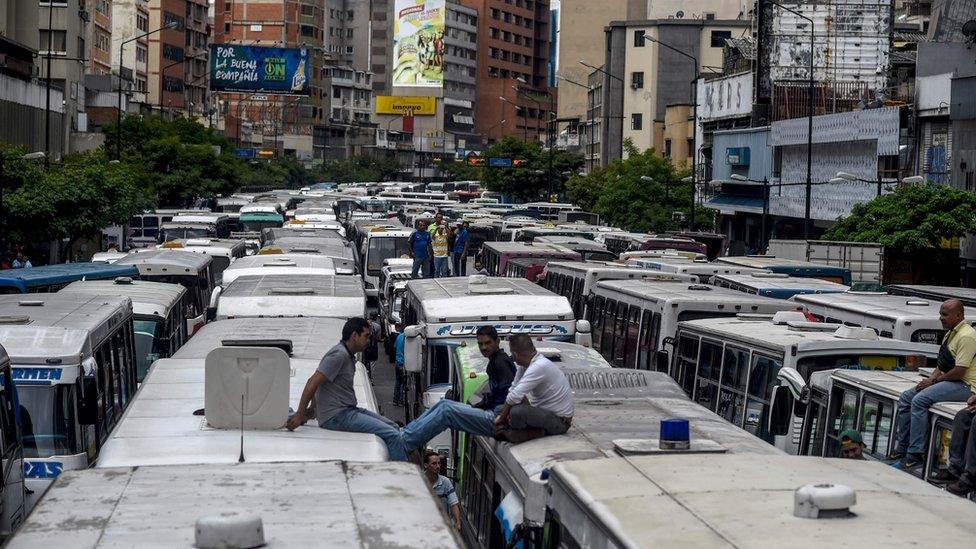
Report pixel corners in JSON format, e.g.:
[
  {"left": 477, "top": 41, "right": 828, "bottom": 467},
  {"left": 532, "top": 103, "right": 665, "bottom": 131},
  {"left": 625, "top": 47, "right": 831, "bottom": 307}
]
[
  {"left": 210, "top": 44, "right": 310, "bottom": 95},
  {"left": 375, "top": 95, "right": 437, "bottom": 115},
  {"left": 392, "top": 0, "right": 445, "bottom": 88}
]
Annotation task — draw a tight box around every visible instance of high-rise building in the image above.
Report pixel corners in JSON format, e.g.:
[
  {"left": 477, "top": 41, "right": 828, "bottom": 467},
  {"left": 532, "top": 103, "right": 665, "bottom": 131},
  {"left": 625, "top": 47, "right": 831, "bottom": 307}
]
[
  {"left": 111, "top": 0, "right": 151, "bottom": 108},
  {"left": 36, "top": 0, "right": 92, "bottom": 156},
  {"left": 321, "top": 0, "right": 376, "bottom": 159},
  {"left": 146, "top": 0, "right": 209, "bottom": 117}
]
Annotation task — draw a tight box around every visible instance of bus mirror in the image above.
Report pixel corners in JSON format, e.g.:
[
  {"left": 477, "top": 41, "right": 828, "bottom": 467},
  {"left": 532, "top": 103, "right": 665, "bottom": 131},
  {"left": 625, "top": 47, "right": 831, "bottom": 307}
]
[
  {"left": 768, "top": 385, "right": 793, "bottom": 437},
  {"left": 655, "top": 350, "right": 670, "bottom": 373},
  {"left": 77, "top": 376, "right": 99, "bottom": 426},
  {"left": 403, "top": 325, "right": 423, "bottom": 373}
]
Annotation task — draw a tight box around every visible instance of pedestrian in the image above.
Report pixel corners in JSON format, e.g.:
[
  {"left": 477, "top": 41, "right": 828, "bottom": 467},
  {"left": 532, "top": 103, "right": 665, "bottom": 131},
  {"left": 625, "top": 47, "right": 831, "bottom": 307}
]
[
  {"left": 394, "top": 325, "right": 406, "bottom": 407},
  {"left": 838, "top": 430, "right": 866, "bottom": 460},
  {"left": 890, "top": 299, "right": 976, "bottom": 469},
  {"left": 12, "top": 252, "right": 31, "bottom": 269},
  {"left": 432, "top": 223, "right": 450, "bottom": 278},
  {"left": 107, "top": 242, "right": 120, "bottom": 253},
  {"left": 364, "top": 313, "right": 382, "bottom": 378},
  {"left": 452, "top": 221, "right": 470, "bottom": 277},
  {"left": 933, "top": 393, "right": 976, "bottom": 495},
  {"left": 474, "top": 260, "right": 488, "bottom": 276},
  {"left": 408, "top": 220, "right": 432, "bottom": 279},
  {"left": 287, "top": 317, "right": 408, "bottom": 461},
  {"left": 423, "top": 450, "right": 461, "bottom": 531}
]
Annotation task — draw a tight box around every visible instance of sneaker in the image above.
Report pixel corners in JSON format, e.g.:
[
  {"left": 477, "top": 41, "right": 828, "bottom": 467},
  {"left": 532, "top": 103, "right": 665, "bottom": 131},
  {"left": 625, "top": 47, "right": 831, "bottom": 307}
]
[
  {"left": 887, "top": 450, "right": 905, "bottom": 461},
  {"left": 903, "top": 454, "right": 925, "bottom": 469},
  {"left": 930, "top": 469, "right": 959, "bottom": 483},
  {"left": 946, "top": 479, "right": 975, "bottom": 496}
]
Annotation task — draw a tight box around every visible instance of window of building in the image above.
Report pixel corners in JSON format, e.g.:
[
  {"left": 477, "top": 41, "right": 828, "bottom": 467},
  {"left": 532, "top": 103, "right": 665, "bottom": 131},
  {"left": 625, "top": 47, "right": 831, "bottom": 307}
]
[
  {"left": 224, "top": 0, "right": 231, "bottom": 12},
  {"left": 77, "top": 36, "right": 85, "bottom": 57},
  {"left": 631, "top": 71, "right": 644, "bottom": 89},
  {"left": 135, "top": 76, "right": 147, "bottom": 93},
  {"left": 634, "top": 30, "right": 645, "bottom": 47},
  {"left": 347, "top": 10, "right": 354, "bottom": 20},
  {"left": 163, "top": 75, "right": 184, "bottom": 93},
  {"left": 330, "top": 9, "right": 335, "bottom": 18},
  {"left": 687, "top": 138, "right": 695, "bottom": 157},
  {"left": 137, "top": 15, "right": 148, "bottom": 31},
  {"left": 333, "top": 87, "right": 341, "bottom": 99},
  {"left": 345, "top": 46, "right": 354, "bottom": 54},
  {"left": 96, "top": 32, "right": 110, "bottom": 52},
  {"left": 300, "top": 4, "right": 314, "bottom": 16},
  {"left": 39, "top": 30, "right": 67, "bottom": 54},
  {"left": 163, "top": 44, "right": 184, "bottom": 61},
  {"left": 224, "top": 22, "right": 230, "bottom": 33},
  {"left": 631, "top": 113, "right": 642, "bottom": 130},
  {"left": 136, "top": 45, "right": 148, "bottom": 63},
  {"left": 346, "top": 28, "right": 353, "bottom": 38},
  {"left": 95, "top": 0, "right": 109, "bottom": 14},
  {"left": 710, "top": 30, "right": 732, "bottom": 48},
  {"left": 163, "top": 12, "right": 185, "bottom": 31},
  {"left": 664, "top": 138, "right": 672, "bottom": 157},
  {"left": 301, "top": 24, "right": 315, "bottom": 37}
]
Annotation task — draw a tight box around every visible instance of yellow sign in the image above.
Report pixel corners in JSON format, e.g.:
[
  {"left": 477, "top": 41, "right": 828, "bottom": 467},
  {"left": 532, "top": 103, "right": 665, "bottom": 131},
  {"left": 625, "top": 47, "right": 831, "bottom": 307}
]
[{"left": 375, "top": 95, "right": 436, "bottom": 116}]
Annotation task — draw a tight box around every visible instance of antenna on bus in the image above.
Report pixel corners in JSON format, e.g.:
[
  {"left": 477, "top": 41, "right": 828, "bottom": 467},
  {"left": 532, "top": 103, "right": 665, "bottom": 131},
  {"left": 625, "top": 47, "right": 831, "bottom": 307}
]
[{"left": 238, "top": 393, "right": 245, "bottom": 463}]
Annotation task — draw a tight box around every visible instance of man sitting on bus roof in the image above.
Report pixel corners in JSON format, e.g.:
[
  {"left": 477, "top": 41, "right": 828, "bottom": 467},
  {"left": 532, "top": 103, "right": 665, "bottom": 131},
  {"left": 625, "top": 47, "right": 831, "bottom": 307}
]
[
  {"left": 401, "top": 326, "right": 517, "bottom": 452},
  {"left": 891, "top": 299, "right": 976, "bottom": 469},
  {"left": 287, "top": 317, "right": 408, "bottom": 461},
  {"left": 932, "top": 394, "right": 976, "bottom": 495},
  {"left": 493, "top": 334, "right": 574, "bottom": 443}
]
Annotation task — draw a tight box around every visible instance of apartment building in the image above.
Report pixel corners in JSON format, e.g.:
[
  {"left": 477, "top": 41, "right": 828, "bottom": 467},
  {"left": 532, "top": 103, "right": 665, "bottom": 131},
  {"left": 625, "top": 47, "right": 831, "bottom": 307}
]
[{"left": 111, "top": 0, "right": 150, "bottom": 108}]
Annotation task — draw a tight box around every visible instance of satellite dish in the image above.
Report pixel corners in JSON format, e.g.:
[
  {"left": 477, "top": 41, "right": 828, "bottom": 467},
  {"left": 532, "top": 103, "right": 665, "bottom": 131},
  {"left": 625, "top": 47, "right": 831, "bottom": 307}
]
[
  {"left": 676, "top": 10, "right": 685, "bottom": 18},
  {"left": 963, "top": 20, "right": 976, "bottom": 38}
]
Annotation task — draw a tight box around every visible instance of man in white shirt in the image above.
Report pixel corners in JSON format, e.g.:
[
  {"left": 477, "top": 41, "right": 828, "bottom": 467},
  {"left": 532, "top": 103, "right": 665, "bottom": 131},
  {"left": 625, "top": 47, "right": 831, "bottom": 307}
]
[{"left": 493, "top": 334, "right": 574, "bottom": 443}]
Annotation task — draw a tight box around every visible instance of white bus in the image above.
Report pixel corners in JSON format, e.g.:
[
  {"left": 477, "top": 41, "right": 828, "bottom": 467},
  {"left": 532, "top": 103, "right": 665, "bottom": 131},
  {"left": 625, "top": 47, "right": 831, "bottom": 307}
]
[
  {"left": 546, "top": 452, "right": 976, "bottom": 548},
  {"left": 361, "top": 228, "right": 412, "bottom": 298},
  {"left": 671, "top": 313, "right": 939, "bottom": 452},
  {"left": 158, "top": 238, "right": 246, "bottom": 284},
  {"left": 626, "top": 256, "right": 768, "bottom": 283},
  {"left": 0, "top": 294, "right": 137, "bottom": 508},
  {"left": 0, "top": 345, "right": 25, "bottom": 536},
  {"left": 219, "top": 254, "right": 356, "bottom": 287},
  {"left": 115, "top": 249, "right": 215, "bottom": 335},
  {"left": 588, "top": 279, "right": 796, "bottom": 371},
  {"left": 96, "top": 317, "right": 386, "bottom": 469},
  {"left": 59, "top": 278, "right": 189, "bottom": 381},
  {"left": 711, "top": 272, "right": 850, "bottom": 299},
  {"left": 215, "top": 274, "right": 365, "bottom": 320},
  {"left": 480, "top": 241, "right": 581, "bottom": 277},
  {"left": 792, "top": 292, "right": 976, "bottom": 344},
  {"left": 541, "top": 261, "right": 697, "bottom": 319},
  {"left": 160, "top": 213, "right": 232, "bottom": 242},
  {"left": 886, "top": 284, "right": 976, "bottom": 307},
  {"left": 522, "top": 201, "right": 580, "bottom": 221}
]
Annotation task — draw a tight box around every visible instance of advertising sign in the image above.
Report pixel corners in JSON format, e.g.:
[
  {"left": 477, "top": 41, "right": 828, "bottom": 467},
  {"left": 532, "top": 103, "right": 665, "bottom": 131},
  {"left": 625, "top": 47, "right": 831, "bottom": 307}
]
[
  {"left": 210, "top": 44, "right": 310, "bottom": 95},
  {"left": 392, "top": 0, "right": 445, "bottom": 88},
  {"left": 375, "top": 95, "right": 437, "bottom": 115}
]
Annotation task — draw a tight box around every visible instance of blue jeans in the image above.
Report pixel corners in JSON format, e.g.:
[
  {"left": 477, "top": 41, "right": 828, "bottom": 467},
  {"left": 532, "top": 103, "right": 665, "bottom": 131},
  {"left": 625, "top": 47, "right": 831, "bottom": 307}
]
[
  {"left": 411, "top": 255, "right": 429, "bottom": 279},
  {"left": 434, "top": 256, "right": 450, "bottom": 278},
  {"left": 322, "top": 407, "right": 407, "bottom": 461},
  {"left": 401, "top": 399, "right": 495, "bottom": 452},
  {"left": 452, "top": 253, "right": 467, "bottom": 276},
  {"left": 896, "top": 380, "right": 973, "bottom": 455},
  {"left": 394, "top": 363, "right": 404, "bottom": 404}
]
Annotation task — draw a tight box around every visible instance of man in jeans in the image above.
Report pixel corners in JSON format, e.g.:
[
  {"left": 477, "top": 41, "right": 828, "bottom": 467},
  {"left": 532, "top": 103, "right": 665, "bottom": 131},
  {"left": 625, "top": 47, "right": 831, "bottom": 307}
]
[
  {"left": 452, "top": 221, "right": 470, "bottom": 277},
  {"left": 408, "top": 220, "right": 432, "bottom": 279},
  {"left": 401, "top": 326, "right": 517, "bottom": 451},
  {"left": 891, "top": 299, "right": 976, "bottom": 469},
  {"left": 932, "top": 394, "right": 976, "bottom": 494},
  {"left": 287, "top": 317, "right": 407, "bottom": 461},
  {"left": 432, "top": 223, "right": 450, "bottom": 278}
]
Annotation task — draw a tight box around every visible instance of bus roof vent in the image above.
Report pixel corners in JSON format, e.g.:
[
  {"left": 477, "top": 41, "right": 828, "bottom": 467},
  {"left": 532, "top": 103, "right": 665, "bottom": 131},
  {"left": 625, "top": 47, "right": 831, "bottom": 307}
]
[
  {"left": 288, "top": 247, "right": 320, "bottom": 254},
  {"left": 0, "top": 315, "right": 30, "bottom": 324},
  {"left": 114, "top": 276, "right": 134, "bottom": 284},
  {"left": 794, "top": 483, "right": 856, "bottom": 519},
  {"left": 269, "top": 287, "right": 315, "bottom": 296},
  {"left": 787, "top": 321, "right": 843, "bottom": 332},
  {"left": 905, "top": 299, "right": 930, "bottom": 306},
  {"left": 751, "top": 272, "right": 789, "bottom": 278},
  {"left": 17, "top": 300, "right": 44, "bottom": 307},
  {"left": 833, "top": 325, "right": 880, "bottom": 340},
  {"left": 467, "top": 275, "right": 514, "bottom": 295},
  {"left": 205, "top": 345, "right": 290, "bottom": 430},
  {"left": 687, "top": 284, "right": 712, "bottom": 291},
  {"left": 185, "top": 238, "right": 213, "bottom": 246},
  {"left": 195, "top": 513, "right": 265, "bottom": 549},
  {"left": 772, "top": 311, "right": 807, "bottom": 325},
  {"left": 566, "top": 370, "right": 649, "bottom": 390},
  {"left": 263, "top": 260, "right": 296, "bottom": 267}
]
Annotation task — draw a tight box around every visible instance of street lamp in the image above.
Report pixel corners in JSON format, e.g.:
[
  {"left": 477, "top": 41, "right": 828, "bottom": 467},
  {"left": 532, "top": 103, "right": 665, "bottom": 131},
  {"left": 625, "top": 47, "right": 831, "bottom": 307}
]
[
  {"left": 768, "top": 0, "right": 815, "bottom": 238},
  {"left": 117, "top": 21, "right": 179, "bottom": 160},
  {"left": 834, "top": 170, "right": 893, "bottom": 197},
  {"left": 158, "top": 53, "right": 206, "bottom": 115},
  {"left": 730, "top": 173, "right": 771, "bottom": 252},
  {"left": 486, "top": 119, "right": 508, "bottom": 142},
  {"left": 641, "top": 175, "right": 696, "bottom": 231},
  {"left": 498, "top": 96, "right": 526, "bottom": 141}
]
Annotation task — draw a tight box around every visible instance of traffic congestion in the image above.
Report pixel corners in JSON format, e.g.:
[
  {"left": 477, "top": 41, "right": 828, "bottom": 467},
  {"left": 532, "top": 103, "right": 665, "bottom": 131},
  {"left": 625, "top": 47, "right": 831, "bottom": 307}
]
[{"left": 0, "top": 182, "right": 975, "bottom": 548}]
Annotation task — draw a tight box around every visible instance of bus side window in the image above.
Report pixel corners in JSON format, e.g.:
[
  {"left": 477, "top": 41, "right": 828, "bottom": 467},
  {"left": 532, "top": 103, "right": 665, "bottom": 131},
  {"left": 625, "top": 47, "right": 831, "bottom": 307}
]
[
  {"left": 745, "top": 354, "right": 783, "bottom": 442},
  {"left": 826, "top": 385, "right": 859, "bottom": 457},
  {"left": 599, "top": 299, "right": 616, "bottom": 362},
  {"left": 590, "top": 296, "right": 605, "bottom": 350},
  {"left": 717, "top": 347, "right": 749, "bottom": 426},
  {"left": 860, "top": 396, "right": 893, "bottom": 459},
  {"left": 675, "top": 334, "right": 699, "bottom": 394},
  {"left": 636, "top": 310, "right": 652, "bottom": 370},
  {"left": 572, "top": 278, "right": 584, "bottom": 318},
  {"left": 694, "top": 340, "right": 723, "bottom": 412},
  {"left": 612, "top": 302, "right": 628, "bottom": 367},
  {"left": 624, "top": 305, "right": 640, "bottom": 369},
  {"left": 428, "top": 345, "right": 451, "bottom": 386}
]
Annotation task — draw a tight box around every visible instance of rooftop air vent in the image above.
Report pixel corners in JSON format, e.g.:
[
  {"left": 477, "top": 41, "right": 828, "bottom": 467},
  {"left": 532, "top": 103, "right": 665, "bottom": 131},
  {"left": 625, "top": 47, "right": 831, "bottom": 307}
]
[
  {"left": 566, "top": 370, "right": 648, "bottom": 390},
  {"left": 786, "top": 321, "right": 843, "bottom": 332},
  {"left": 270, "top": 287, "right": 315, "bottom": 295},
  {"left": 688, "top": 284, "right": 712, "bottom": 291},
  {"left": 833, "top": 325, "right": 879, "bottom": 340},
  {"left": 751, "top": 272, "right": 789, "bottom": 278},
  {"left": 114, "top": 276, "right": 134, "bottom": 284},
  {"left": 195, "top": 514, "right": 265, "bottom": 549},
  {"left": 772, "top": 311, "right": 808, "bottom": 325},
  {"left": 905, "top": 299, "right": 930, "bottom": 306},
  {"left": 0, "top": 315, "right": 30, "bottom": 324},
  {"left": 794, "top": 484, "right": 856, "bottom": 519},
  {"left": 18, "top": 300, "right": 44, "bottom": 307}
]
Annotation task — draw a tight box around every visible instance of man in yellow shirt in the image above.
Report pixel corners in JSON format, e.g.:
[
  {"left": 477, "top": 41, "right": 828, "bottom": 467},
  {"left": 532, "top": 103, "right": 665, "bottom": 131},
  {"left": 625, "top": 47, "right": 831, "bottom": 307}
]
[
  {"left": 891, "top": 299, "right": 975, "bottom": 469},
  {"left": 432, "top": 222, "right": 450, "bottom": 278}
]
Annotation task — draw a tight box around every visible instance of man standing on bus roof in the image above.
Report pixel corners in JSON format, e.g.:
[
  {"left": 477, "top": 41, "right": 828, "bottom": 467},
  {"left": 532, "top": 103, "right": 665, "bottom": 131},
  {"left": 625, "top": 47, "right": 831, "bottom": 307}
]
[
  {"left": 400, "top": 326, "right": 516, "bottom": 451},
  {"left": 452, "top": 221, "right": 470, "bottom": 277},
  {"left": 408, "top": 219, "right": 432, "bottom": 279},
  {"left": 432, "top": 223, "right": 450, "bottom": 278},
  {"left": 493, "top": 334, "right": 574, "bottom": 443},
  {"left": 891, "top": 299, "right": 976, "bottom": 469},
  {"left": 287, "top": 317, "right": 408, "bottom": 461},
  {"left": 423, "top": 450, "right": 461, "bottom": 531}
]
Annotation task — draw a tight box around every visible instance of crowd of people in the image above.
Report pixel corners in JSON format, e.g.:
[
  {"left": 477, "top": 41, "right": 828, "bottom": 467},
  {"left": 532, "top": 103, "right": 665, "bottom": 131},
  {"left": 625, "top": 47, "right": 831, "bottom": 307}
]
[{"left": 408, "top": 214, "right": 487, "bottom": 279}]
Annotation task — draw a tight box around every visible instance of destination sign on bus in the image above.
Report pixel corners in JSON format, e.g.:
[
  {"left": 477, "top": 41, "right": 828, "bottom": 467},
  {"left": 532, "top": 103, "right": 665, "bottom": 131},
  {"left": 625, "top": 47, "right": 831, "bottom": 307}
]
[
  {"left": 13, "top": 367, "right": 63, "bottom": 385},
  {"left": 435, "top": 324, "right": 570, "bottom": 337}
]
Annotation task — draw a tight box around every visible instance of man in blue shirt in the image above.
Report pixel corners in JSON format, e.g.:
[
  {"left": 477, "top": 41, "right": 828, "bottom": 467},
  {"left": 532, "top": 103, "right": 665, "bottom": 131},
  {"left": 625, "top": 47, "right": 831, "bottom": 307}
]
[
  {"left": 394, "top": 326, "right": 406, "bottom": 407},
  {"left": 408, "top": 220, "right": 432, "bottom": 279},
  {"left": 452, "top": 221, "right": 470, "bottom": 277}
]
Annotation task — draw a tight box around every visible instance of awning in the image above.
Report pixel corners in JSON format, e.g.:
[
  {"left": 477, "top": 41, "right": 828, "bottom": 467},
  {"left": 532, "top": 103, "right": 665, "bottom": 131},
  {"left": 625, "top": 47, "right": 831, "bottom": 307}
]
[{"left": 703, "top": 195, "right": 765, "bottom": 215}]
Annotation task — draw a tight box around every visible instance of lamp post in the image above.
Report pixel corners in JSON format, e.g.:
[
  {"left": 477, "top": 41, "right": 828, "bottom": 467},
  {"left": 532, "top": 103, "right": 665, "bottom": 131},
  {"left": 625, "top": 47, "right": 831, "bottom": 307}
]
[
  {"left": 498, "top": 96, "right": 526, "bottom": 141},
  {"left": 580, "top": 61, "right": 624, "bottom": 169},
  {"left": 158, "top": 53, "right": 206, "bottom": 115},
  {"left": 768, "top": 0, "right": 815, "bottom": 238},
  {"left": 642, "top": 175, "right": 695, "bottom": 231},
  {"left": 730, "top": 173, "right": 770, "bottom": 252},
  {"left": 835, "top": 171, "right": 890, "bottom": 197},
  {"left": 486, "top": 119, "right": 508, "bottom": 142},
  {"left": 117, "top": 21, "right": 178, "bottom": 160},
  {"left": 556, "top": 74, "right": 595, "bottom": 174}
]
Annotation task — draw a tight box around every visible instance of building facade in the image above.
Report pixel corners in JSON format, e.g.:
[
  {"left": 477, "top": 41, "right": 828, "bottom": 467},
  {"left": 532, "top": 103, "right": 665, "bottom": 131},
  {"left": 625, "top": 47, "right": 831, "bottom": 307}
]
[{"left": 111, "top": 0, "right": 151, "bottom": 109}]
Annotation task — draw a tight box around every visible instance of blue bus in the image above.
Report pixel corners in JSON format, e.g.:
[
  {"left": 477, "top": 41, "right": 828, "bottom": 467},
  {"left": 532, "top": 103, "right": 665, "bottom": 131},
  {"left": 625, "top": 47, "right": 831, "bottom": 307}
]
[
  {"left": 711, "top": 272, "right": 850, "bottom": 299},
  {"left": 715, "top": 256, "right": 853, "bottom": 286},
  {"left": 0, "top": 263, "right": 139, "bottom": 294}
]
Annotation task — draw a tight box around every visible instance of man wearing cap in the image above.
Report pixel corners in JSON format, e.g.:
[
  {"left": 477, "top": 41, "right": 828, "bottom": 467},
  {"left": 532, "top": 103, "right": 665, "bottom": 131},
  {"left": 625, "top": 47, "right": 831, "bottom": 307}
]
[{"left": 838, "top": 430, "right": 866, "bottom": 460}]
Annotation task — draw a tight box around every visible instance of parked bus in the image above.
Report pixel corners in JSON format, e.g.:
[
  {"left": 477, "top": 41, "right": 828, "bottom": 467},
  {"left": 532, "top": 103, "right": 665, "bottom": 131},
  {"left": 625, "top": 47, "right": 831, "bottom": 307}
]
[
  {"left": 504, "top": 257, "right": 552, "bottom": 283},
  {"left": 238, "top": 204, "right": 284, "bottom": 232},
  {"left": 627, "top": 256, "right": 768, "bottom": 283},
  {"left": 533, "top": 236, "right": 617, "bottom": 262},
  {"left": 360, "top": 228, "right": 412, "bottom": 298},
  {"left": 215, "top": 274, "right": 366, "bottom": 320},
  {"left": 159, "top": 238, "right": 246, "bottom": 283},
  {"left": 128, "top": 209, "right": 207, "bottom": 248},
  {"left": 0, "top": 263, "right": 139, "bottom": 294},
  {"left": 480, "top": 242, "right": 581, "bottom": 276},
  {"left": 670, "top": 312, "right": 938, "bottom": 452},
  {"left": 59, "top": 278, "right": 189, "bottom": 381},
  {"left": 96, "top": 317, "right": 386, "bottom": 469},
  {"left": 160, "top": 213, "right": 232, "bottom": 242},
  {"left": 639, "top": 236, "right": 708, "bottom": 256},
  {"left": 0, "top": 294, "right": 137, "bottom": 508},
  {"left": 513, "top": 227, "right": 596, "bottom": 243},
  {"left": 260, "top": 239, "right": 357, "bottom": 265},
  {"left": 219, "top": 254, "right": 355, "bottom": 286},
  {"left": 522, "top": 202, "right": 580, "bottom": 221},
  {"left": 711, "top": 272, "right": 850, "bottom": 299},
  {"left": 601, "top": 232, "right": 651, "bottom": 255},
  {"left": 115, "top": 249, "right": 214, "bottom": 335},
  {"left": 0, "top": 344, "right": 25, "bottom": 536},
  {"left": 588, "top": 279, "right": 796, "bottom": 371},
  {"left": 213, "top": 196, "right": 249, "bottom": 213},
  {"left": 886, "top": 284, "right": 976, "bottom": 307},
  {"left": 619, "top": 249, "right": 707, "bottom": 262},
  {"left": 262, "top": 226, "right": 346, "bottom": 245},
  {"left": 716, "top": 255, "right": 853, "bottom": 286},
  {"left": 667, "top": 231, "right": 729, "bottom": 260}
]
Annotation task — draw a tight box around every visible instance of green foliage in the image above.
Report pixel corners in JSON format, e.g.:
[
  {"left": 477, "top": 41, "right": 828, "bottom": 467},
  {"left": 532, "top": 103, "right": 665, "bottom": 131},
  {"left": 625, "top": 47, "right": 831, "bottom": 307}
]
[
  {"left": 481, "top": 137, "right": 583, "bottom": 201},
  {"left": 439, "top": 157, "right": 483, "bottom": 181},
  {"left": 823, "top": 184, "right": 976, "bottom": 252},
  {"left": 315, "top": 155, "right": 404, "bottom": 184}
]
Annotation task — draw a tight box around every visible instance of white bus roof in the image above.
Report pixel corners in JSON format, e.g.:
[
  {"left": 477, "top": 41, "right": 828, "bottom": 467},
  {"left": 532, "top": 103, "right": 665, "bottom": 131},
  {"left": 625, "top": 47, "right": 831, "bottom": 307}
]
[
  {"left": 545, "top": 261, "right": 698, "bottom": 284},
  {"left": 8, "top": 461, "right": 459, "bottom": 548},
  {"left": 168, "top": 213, "right": 229, "bottom": 224},
  {"left": 263, "top": 226, "right": 346, "bottom": 241},
  {"left": 713, "top": 272, "right": 850, "bottom": 292},
  {"left": 90, "top": 250, "right": 128, "bottom": 264},
  {"left": 0, "top": 294, "right": 132, "bottom": 366},
  {"left": 60, "top": 278, "right": 186, "bottom": 319},
  {"left": 548, "top": 453, "right": 976, "bottom": 548},
  {"left": 886, "top": 284, "right": 976, "bottom": 304},
  {"left": 239, "top": 204, "right": 280, "bottom": 214},
  {"left": 827, "top": 369, "right": 964, "bottom": 419},
  {"left": 116, "top": 249, "right": 213, "bottom": 273},
  {"left": 592, "top": 279, "right": 796, "bottom": 312},
  {"left": 406, "top": 277, "right": 573, "bottom": 323},
  {"left": 717, "top": 255, "right": 846, "bottom": 270},
  {"left": 261, "top": 239, "right": 356, "bottom": 259},
  {"left": 483, "top": 241, "right": 582, "bottom": 257},
  {"left": 96, "top": 318, "right": 386, "bottom": 468},
  {"left": 792, "top": 292, "right": 976, "bottom": 325},
  {"left": 217, "top": 274, "right": 366, "bottom": 319},
  {"left": 160, "top": 238, "right": 246, "bottom": 257},
  {"left": 629, "top": 257, "right": 769, "bottom": 277},
  {"left": 222, "top": 254, "right": 351, "bottom": 284}
]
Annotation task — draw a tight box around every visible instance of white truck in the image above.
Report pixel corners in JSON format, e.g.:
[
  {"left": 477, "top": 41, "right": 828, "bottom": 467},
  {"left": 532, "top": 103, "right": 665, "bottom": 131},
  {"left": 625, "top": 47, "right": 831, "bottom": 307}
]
[{"left": 765, "top": 239, "right": 883, "bottom": 287}]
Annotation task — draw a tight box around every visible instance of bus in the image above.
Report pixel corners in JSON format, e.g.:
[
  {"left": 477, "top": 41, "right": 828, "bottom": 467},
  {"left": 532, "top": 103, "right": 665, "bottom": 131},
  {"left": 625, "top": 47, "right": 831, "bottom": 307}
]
[
  {"left": 618, "top": 249, "right": 708, "bottom": 262},
  {"left": 128, "top": 209, "right": 207, "bottom": 248},
  {"left": 670, "top": 313, "right": 938, "bottom": 452},
  {"left": 262, "top": 226, "right": 346, "bottom": 245},
  {"left": 213, "top": 196, "right": 249, "bottom": 213},
  {"left": 215, "top": 274, "right": 366, "bottom": 320},
  {"left": 533, "top": 236, "right": 617, "bottom": 262},
  {"left": 115, "top": 249, "right": 215, "bottom": 335},
  {"left": 360, "top": 228, "right": 412, "bottom": 298},
  {"left": 503, "top": 257, "right": 551, "bottom": 283},
  {"left": 601, "top": 232, "right": 651, "bottom": 255},
  {"left": 59, "top": 278, "right": 189, "bottom": 381},
  {"left": 716, "top": 256, "right": 853, "bottom": 286},
  {"left": 0, "top": 263, "right": 139, "bottom": 294},
  {"left": 627, "top": 256, "right": 768, "bottom": 283},
  {"left": 0, "top": 294, "right": 137, "bottom": 508},
  {"left": 588, "top": 279, "right": 796, "bottom": 371},
  {"left": 667, "top": 230, "right": 729, "bottom": 260},
  {"left": 711, "top": 272, "right": 850, "bottom": 299},
  {"left": 886, "top": 284, "right": 976, "bottom": 307},
  {"left": 96, "top": 317, "right": 386, "bottom": 469},
  {"left": 160, "top": 213, "right": 232, "bottom": 242},
  {"left": 522, "top": 202, "right": 580, "bottom": 221},
  {"left": 545, "top": 452, "right": 976, "bottom": 548},
  {"left": 638, "top": 236, "right": 709, "bottom": 256},
  {"left": 220, "top": 254, "right": 356, "bottom": 286},
  {"left": 513, "top": 227, "right": 596, "bottom": 243},
  {"left": 238, "top": 204, "right": 284, "bottom": 232},
  {"left": 0, "top": 345, "right": 25, "bottom": 536},
  {"left": 159, "top": 238, "right": 246, "bottom": 283},
  {"left": 480, "top": 242, "right": 581, "bottom": 276},
  {"left": 791, "top": 292, "right": 976, "bottom": 344},
  {"left": 260, "top": 239, "right": 357, "bottom": 265},
  {"left": 541, "top": 261, "right": 697, "bottom": 319}
]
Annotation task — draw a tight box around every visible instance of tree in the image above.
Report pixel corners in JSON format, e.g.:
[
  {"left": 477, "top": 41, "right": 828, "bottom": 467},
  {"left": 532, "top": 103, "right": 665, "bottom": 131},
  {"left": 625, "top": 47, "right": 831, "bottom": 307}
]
[
  {"left": 823, "top": 183, "right": 976, "bottom": 252},
  {"left": 315, "top": 155, "right": 404, "bottom": 183},
  {"left": 481, "top": 137, "right": 583, "bottom": 201}
]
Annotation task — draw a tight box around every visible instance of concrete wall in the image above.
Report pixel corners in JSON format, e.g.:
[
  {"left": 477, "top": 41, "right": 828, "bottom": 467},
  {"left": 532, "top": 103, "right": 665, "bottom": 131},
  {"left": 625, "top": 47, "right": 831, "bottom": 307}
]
[
  {"left": 1, "top": 0, "right": 39, "bottom": 50},
  {"left": 0, "top": 73, "right": 65, "bottom": 157},
  {"left": 711, "top": 126, "right": 773, "bottom": 182}
]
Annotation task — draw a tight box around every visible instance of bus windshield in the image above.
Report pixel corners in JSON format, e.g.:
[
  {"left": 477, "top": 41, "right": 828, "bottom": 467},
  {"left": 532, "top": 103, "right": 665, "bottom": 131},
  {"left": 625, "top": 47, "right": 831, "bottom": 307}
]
[
  {"left": 19, "top": 384, "right": 78, "bottom": 458},
  {"left": 240, "top": 219, "right": 282, "bottom": 232},
  {"left": 163, "top": 227, "right": 212, "bottom": 241},
  {"left": 367, "top": 237, "right": 411, "bottom": 275}
]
